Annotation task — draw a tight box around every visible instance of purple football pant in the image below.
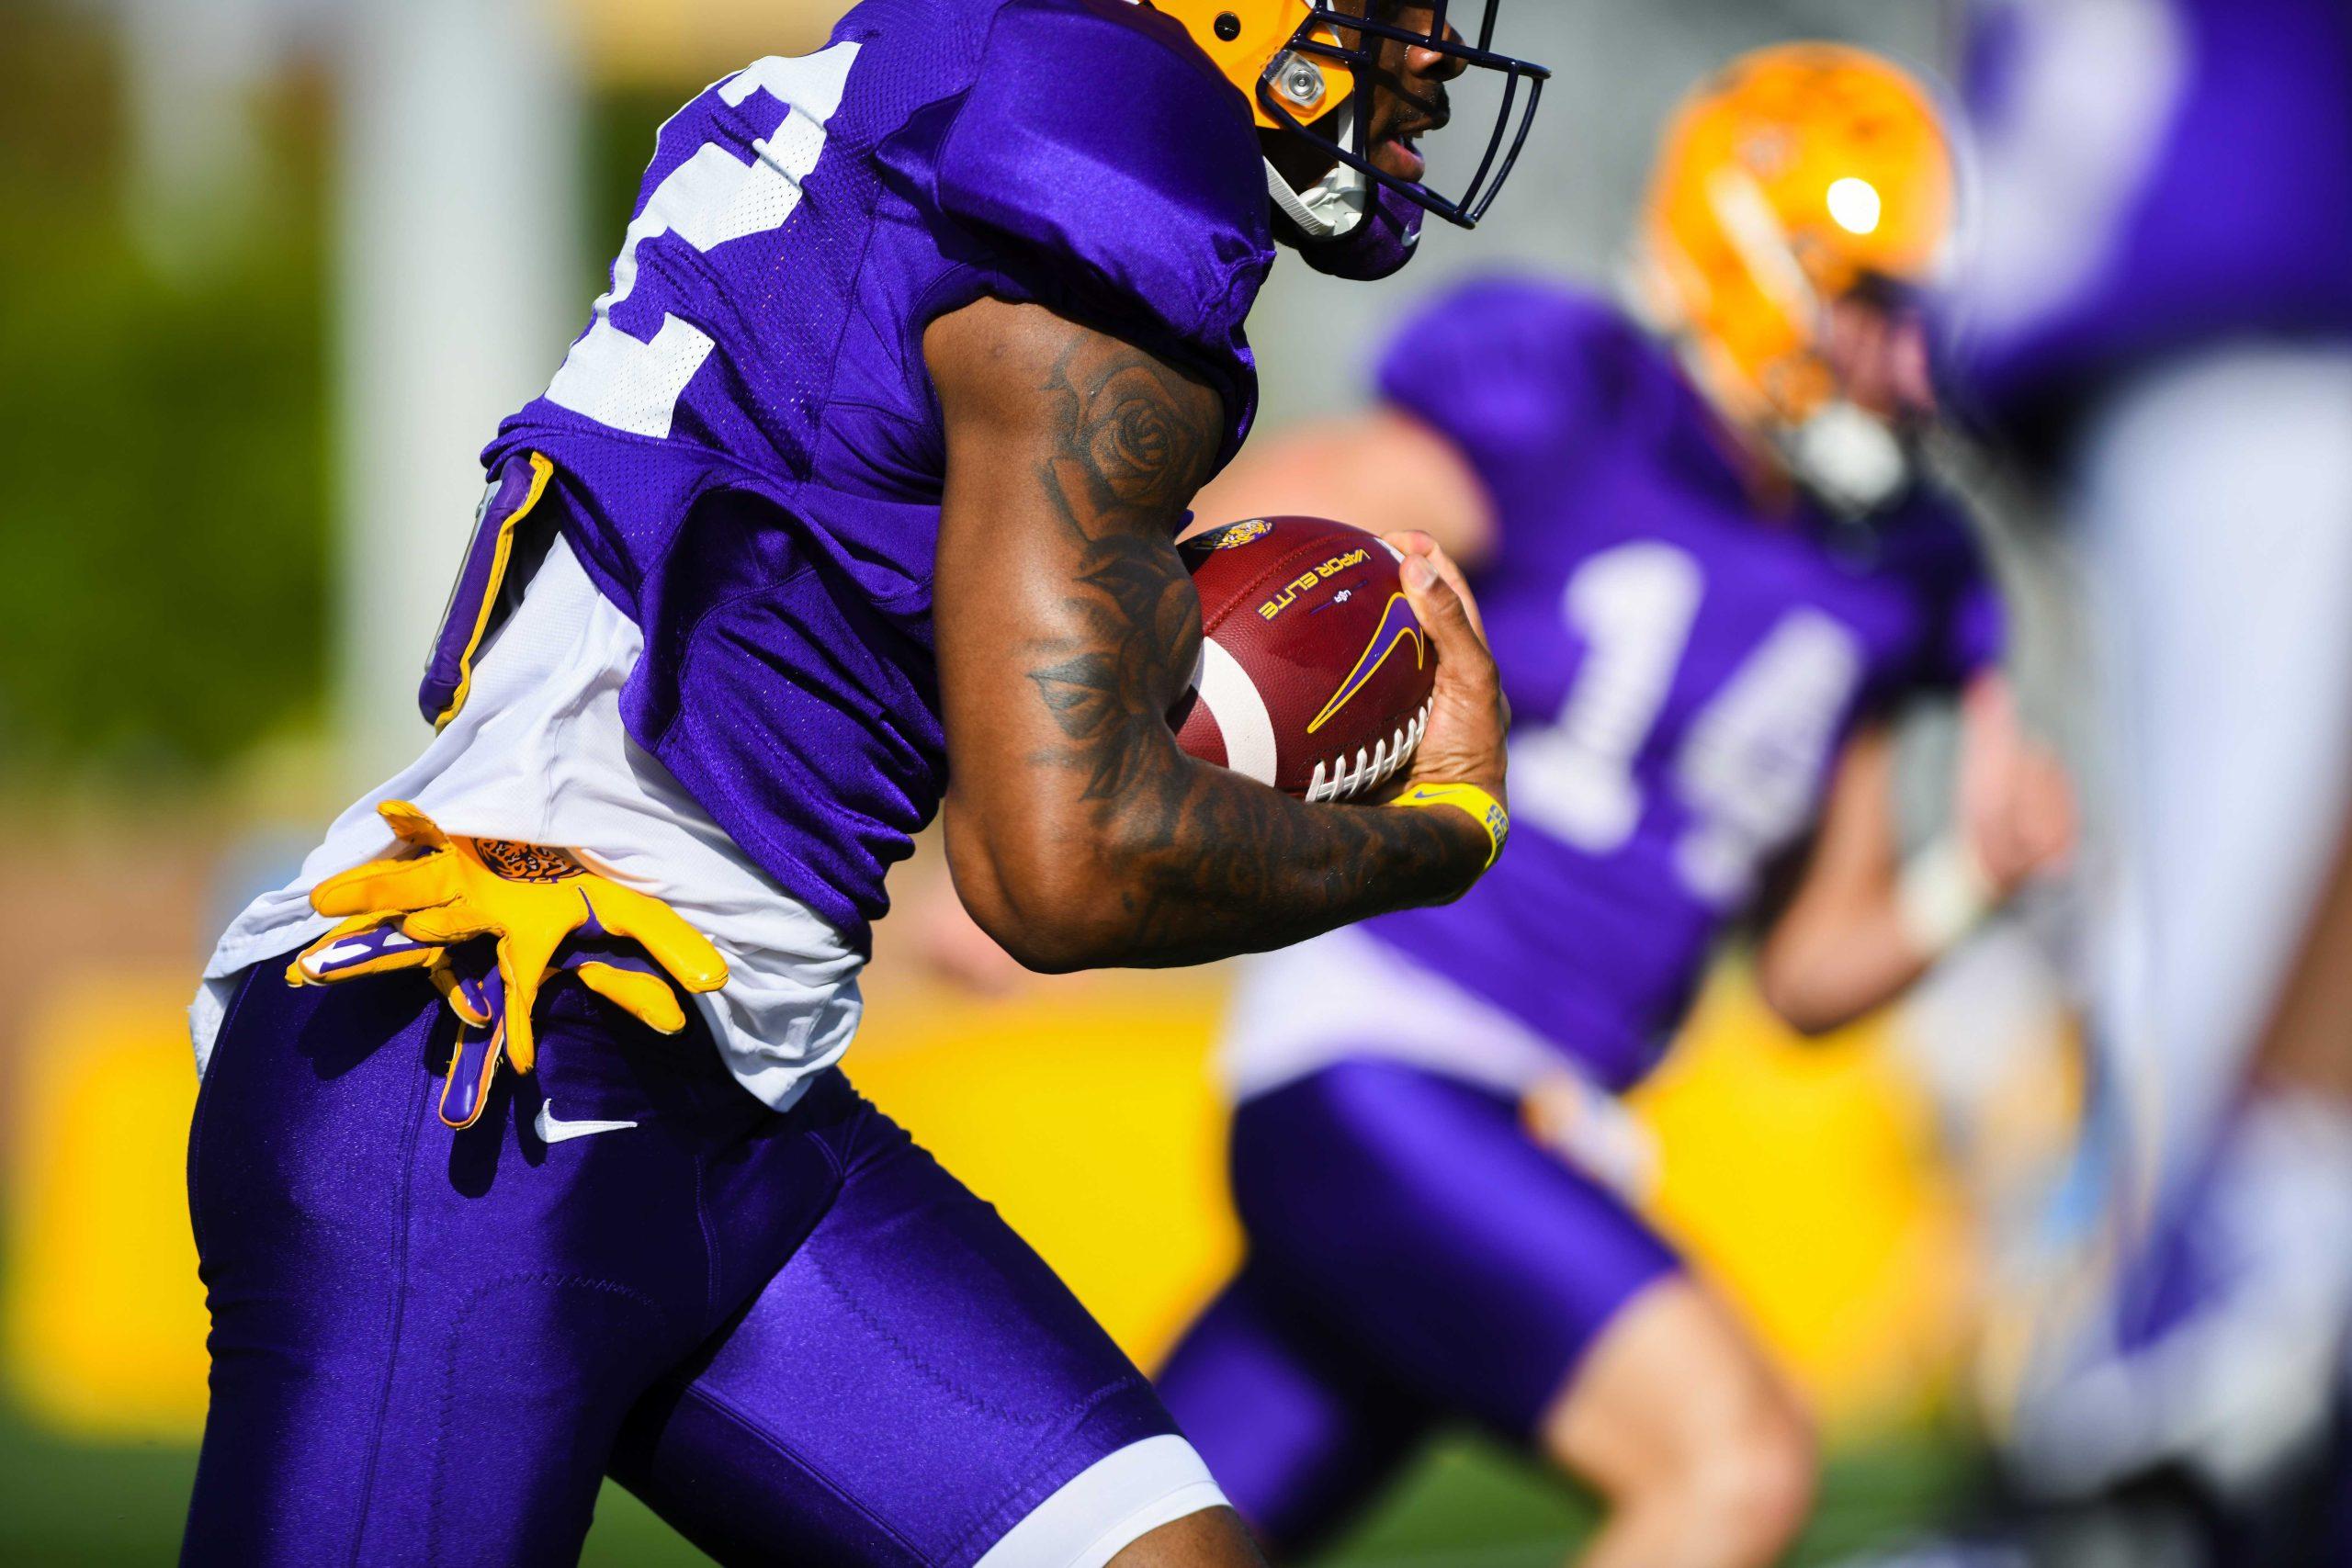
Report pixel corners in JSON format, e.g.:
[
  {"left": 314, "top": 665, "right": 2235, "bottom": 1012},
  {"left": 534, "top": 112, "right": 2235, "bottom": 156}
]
[
  {"left": 183, "top": 959, "right": 1198, "bottom": 1567},
  {"left": 1157, "top": 1059, "right": 1679, "bottom": 1555}
]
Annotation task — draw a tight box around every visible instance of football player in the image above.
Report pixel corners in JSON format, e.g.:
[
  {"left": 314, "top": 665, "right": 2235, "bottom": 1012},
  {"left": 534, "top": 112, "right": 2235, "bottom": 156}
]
[
  {"left": 1153, "top": 46, "right": 2073, "bottom": 1568},
  {"left": 177, "top": 5, "right": 1548, "bottom": 1565},
  {"left": 1938, "top": 0, "right": 2352, "bottom": 1542}
]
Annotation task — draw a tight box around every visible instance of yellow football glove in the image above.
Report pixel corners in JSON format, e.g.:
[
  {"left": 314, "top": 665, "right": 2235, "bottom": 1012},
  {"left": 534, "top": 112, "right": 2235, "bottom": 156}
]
[{"left": 287, "top": 802, "right": 729, "bottom": 1076}]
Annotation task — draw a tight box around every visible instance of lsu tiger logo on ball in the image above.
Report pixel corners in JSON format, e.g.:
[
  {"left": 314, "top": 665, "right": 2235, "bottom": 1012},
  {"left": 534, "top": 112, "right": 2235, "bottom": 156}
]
[{"left": 1209, "top": 519, "right": 1273, "bottom": 549}]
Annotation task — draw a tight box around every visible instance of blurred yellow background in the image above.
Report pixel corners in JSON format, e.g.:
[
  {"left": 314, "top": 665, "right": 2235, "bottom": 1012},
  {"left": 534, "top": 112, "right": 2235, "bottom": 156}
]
[{"left": 5, "top": 957, "right": 1977, "bottom": 1444}]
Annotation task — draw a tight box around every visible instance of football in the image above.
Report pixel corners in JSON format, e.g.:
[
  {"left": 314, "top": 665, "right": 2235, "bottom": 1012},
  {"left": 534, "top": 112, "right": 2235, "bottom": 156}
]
[{"left": 1172, "top": 517, "right": 1436, "bottom": 802}]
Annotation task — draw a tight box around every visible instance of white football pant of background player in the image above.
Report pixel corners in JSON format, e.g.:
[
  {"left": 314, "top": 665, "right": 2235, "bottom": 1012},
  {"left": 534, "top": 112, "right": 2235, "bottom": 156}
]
[{"left": 2012, "top": 342, "right": 2352, "bottom": 1497}]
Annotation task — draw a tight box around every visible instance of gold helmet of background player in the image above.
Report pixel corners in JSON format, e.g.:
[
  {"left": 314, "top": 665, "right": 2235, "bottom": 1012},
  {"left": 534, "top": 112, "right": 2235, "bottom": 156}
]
[{"left": 1636, "top": 42, "right": 1955, "bottom": 436}]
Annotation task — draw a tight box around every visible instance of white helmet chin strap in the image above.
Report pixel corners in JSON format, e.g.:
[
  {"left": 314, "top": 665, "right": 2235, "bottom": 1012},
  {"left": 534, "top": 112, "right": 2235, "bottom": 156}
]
[
  {"left": 1781, "top": 400, "right": 1914, "bottom": 517},
  {"left": 1266, "top": 157, "right": 1371, "bottom": 242}
]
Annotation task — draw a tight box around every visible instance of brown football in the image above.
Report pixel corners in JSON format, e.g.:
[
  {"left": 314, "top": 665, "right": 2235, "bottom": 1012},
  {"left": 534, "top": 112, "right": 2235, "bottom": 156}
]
[{"left": 1172, "top": 517, "right": 1435, "bottom": 801}]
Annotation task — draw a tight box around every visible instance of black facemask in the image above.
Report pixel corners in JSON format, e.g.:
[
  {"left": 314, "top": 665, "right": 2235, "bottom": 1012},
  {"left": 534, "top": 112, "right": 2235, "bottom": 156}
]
[{"left": 1257, "top": 0, "right": 1550, "bottom": 231}]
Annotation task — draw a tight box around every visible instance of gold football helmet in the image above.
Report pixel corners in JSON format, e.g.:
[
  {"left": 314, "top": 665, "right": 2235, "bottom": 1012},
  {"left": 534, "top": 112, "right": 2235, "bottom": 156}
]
[
  {"left": 1636, "top": 42, "right": 1956, "bottom": 507},
  {"left": 1151, "top": 1, "right": 1549, "bottom": 231}
]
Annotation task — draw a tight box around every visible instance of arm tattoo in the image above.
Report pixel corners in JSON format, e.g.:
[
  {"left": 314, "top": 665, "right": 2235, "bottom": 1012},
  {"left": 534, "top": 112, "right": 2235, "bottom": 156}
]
[{"left": 1017, "top": 334, "right": 1482, "bottom": 964}]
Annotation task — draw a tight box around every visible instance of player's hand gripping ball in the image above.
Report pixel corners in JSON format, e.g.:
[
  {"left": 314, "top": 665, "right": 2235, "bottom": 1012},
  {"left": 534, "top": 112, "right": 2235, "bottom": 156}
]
[{"left": 1173, "top": 518, "right": 1437, "bottom": 801}]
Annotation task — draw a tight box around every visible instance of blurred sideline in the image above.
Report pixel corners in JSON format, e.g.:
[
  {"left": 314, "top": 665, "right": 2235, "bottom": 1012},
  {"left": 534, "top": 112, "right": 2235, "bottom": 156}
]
[{"left": 5, "top": 944, "right": 2017, "bottom": 1447}]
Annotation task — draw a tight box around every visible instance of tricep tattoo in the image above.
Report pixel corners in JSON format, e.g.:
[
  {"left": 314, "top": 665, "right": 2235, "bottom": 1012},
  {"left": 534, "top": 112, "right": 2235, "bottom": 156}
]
[
  {"left": 1009, "top": 331, "right": 1474, "bottom": 961},
  {"left": 1023, "top": 337, "right": 1219, "bottom": 803}
]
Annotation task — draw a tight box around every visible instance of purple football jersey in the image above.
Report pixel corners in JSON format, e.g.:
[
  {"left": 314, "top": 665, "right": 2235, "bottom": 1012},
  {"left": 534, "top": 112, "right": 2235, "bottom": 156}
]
[
  {"left": 1359, "top": 280, "right": 2001, "bottom": 1091},
  {"left": 1949, "top": 0, "right": 2352, "bottom": 442},
  {"left": 481, "top": 0, "right": 1274, "bottom": 951}
]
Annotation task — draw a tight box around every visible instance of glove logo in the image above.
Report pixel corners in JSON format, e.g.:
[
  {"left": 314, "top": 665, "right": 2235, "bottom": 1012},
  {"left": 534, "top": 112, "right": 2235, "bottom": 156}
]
[
  {"left": 289, "top": 802, "right": 730, "bottom": 1132},
  {"left": 477, "top": 839, "right": 586, "bottom": 883},
  {"left": 1307, "top": 592, "right": 1424, "bottom": 736}
]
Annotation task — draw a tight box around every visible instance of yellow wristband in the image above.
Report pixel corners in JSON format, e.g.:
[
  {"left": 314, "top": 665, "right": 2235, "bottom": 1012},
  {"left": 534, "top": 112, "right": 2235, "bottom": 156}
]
[{"left": 1391, "top": 783, "right": 1510, "bottom": 868}]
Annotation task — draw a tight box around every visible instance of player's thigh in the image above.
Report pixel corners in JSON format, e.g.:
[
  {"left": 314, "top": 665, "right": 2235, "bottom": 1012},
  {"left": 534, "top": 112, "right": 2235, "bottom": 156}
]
[
  {"left": 1105, "top": 1505, "right": 1265, "bottom": 1567},
  {"left": 184, "top": 963, "right": 827, "bottom": 1568},
  {"left": 1157, "top": 1266, "right": 1431, "bottom": 1557},
  {"left": 2077, "top": 344, "right": 2352, "bottom": 1177},
  {"left": 1536, "top": 1275, "right": 1813, "bottom": 1508},
  {"left": 1231, "top": 1059, "right": 1679, "bottom": 1442},
  {"left": 611, "top": 1089, "right": 1231, "bottom": 1568}
]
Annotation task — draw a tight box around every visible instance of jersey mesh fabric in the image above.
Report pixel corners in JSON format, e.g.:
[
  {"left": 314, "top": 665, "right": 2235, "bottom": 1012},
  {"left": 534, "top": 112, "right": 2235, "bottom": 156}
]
[
  {"left": 488, "top": 0, "right": 1275, "bottom": 953},
  {"left": 194, "top": 535, "right": 865, "bottom": 1111},
  {"left": 1347, "top": 278, "right": 2001, "bottom": 1090}
]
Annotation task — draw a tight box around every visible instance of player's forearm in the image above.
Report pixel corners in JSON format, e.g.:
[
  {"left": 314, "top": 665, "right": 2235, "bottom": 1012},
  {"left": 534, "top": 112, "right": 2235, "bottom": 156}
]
[
  {"left": 1754, "top": 900, "right": 1933, "bottom": 1037},
  {"left": 951, "top": 467, "right": 1489, "bottom": 969},
  {"left": 1751, "top": 724, "right": 1928, "bottom": 1034},
  {"left": 932, "top": 301, "right": 1493, "bottom": 972},
  {"left": 958, "top": 697, "right": 1488, "bottom": 972}
]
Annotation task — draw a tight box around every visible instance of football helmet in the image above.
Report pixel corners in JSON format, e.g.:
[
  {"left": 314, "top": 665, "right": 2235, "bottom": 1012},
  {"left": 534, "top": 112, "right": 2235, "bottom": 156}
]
[
  {"left": 1635, "top": 44, "right": 1955, "bottom": 512},
  {"left": 1152, "top": 1, "right": 1550, "bottom": 238}
]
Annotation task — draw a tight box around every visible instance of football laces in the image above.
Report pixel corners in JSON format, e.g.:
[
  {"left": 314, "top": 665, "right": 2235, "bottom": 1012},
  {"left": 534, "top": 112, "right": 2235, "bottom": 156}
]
[{"left": 1305, "top": 699, "right": 1432, "bottom": 803}]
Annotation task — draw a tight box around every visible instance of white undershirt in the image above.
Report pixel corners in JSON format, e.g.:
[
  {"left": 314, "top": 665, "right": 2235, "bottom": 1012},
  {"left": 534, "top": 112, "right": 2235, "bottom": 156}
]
[
  {"left": 189, "top": 536, "right": 866, "bottom": 1111},
  {"left": 1216, "top": 924, "right": 1568, "bottom": 1103}
]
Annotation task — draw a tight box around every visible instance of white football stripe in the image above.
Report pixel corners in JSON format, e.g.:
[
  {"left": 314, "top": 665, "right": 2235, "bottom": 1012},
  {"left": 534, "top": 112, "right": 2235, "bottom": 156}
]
[{"left": 1198, "top": 637, "right": 1280, "bottom": 785}]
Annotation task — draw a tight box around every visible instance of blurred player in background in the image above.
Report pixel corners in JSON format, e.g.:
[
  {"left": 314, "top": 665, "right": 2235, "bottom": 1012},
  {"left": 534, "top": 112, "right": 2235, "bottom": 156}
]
[
  {"left": 175, "top": 4, "right": 1549, "bottom": 1564},
  {"left": 1151, "top": 46, "right": 2074, "bottom": 1568},
  {"left": 1934, "top": 0, "right": 2352, "bottom": 1554}
]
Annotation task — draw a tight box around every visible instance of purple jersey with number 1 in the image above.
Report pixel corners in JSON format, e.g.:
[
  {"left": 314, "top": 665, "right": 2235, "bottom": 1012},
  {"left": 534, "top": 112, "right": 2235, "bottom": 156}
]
[
  {"left": 1159, "top": 283, "right": 2002, "bottom": 1551},
  {"left": 475, "top": 0, "right": 1272, "bottom": 954},
  {"left": 1357, "top": 278, "right": 2001, "bottom": 1093}
]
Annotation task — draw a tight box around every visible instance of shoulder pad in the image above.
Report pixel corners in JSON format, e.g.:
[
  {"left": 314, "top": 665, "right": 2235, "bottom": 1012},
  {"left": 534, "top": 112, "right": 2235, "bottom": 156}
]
[{"left": 937, "top": 0, "right": 1272, "bottom": 433}]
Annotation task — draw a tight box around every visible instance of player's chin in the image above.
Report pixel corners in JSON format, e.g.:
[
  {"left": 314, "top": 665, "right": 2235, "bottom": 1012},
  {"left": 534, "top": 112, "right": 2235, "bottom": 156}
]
[{"left": 1371, "top": 137, "right": 1427, "bottom": 183}]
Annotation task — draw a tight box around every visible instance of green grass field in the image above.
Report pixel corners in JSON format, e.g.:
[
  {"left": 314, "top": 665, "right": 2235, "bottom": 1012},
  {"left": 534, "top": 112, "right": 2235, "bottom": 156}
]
[{"left": 0, "top": 1397, "right": 1966, "bottom": 1565}]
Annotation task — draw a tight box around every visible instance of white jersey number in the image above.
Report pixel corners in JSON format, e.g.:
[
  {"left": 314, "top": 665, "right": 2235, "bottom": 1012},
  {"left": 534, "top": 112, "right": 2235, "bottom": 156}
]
[
  {"left": 1513, "top": 540, "right": 1863, "bottom": 906},
  {"left": 1510, "top": 542, "right": 1702, "bottom": 852},
  {"left": 544, "top": 44, "right": 862, "bottom": 439}
]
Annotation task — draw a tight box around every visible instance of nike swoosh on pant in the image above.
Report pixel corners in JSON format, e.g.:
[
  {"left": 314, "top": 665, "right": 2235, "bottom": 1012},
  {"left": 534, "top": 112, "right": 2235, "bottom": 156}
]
[{"left": 534, "top": 1103, "right": 641, "bottom": 1145}]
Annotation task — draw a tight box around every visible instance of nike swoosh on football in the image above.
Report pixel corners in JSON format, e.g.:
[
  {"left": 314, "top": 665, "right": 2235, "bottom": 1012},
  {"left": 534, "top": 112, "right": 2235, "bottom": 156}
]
[
  {"left": 534, "top": 1102, "right": 641, "bottom": 1145},
  {"left": 1307, "top": 592, "right": 1425, "bottom": 735}
]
